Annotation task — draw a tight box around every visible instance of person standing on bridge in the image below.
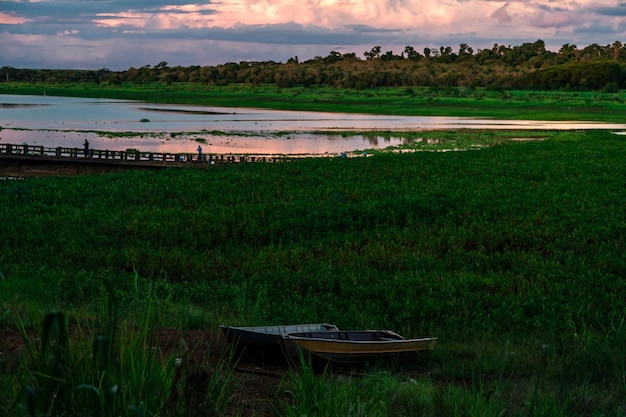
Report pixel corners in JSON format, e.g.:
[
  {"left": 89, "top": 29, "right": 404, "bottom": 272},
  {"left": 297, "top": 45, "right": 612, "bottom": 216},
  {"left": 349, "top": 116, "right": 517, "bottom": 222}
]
[
  {"left": 83, "top": 139, "right": 90, "bottom": 158},
  {"left": 197, "top": 145, "right": 203, "bottom": 162}
]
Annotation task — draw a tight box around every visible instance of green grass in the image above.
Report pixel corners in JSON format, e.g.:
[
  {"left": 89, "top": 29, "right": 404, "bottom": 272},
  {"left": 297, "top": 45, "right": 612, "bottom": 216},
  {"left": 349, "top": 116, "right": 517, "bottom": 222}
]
[
  {"left": 1, "top": 130, "right": 625, "bottom": 332},
  {"left": 1, "top": 129, "right": 626, "bottom": 415},
  {"left": 278, "top": 357, "right": 388, "bottom": 417}
]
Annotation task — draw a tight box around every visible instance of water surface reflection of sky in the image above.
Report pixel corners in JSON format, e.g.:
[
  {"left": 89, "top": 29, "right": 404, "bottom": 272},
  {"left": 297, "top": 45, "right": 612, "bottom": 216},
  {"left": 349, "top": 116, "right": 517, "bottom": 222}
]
[{"left": 2, "top": 94, "right": 626, "bottom": 154}]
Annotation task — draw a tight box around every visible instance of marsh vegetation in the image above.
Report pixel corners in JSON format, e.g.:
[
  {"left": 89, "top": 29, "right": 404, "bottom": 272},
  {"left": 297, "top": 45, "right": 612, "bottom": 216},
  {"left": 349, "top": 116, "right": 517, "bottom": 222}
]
[{"left": 1, "top": 126, "right": 625, "bottom": 415}]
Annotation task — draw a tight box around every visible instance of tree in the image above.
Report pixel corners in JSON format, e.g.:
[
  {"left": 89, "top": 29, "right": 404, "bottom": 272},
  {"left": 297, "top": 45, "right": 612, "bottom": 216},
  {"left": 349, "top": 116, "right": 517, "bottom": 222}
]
[
  {"left": 558, "top": 44, "right": 578, "bottom": 63},
  {"left": 475, "top": 48, "right": 494, "bottom": 64},
  {"left": 611, "top": 41, "right": 623, "bottom": 60},
  {"left": 404, "top": 46, "right": 422, "bottom": 61},
  {"left": 1, "top": 66, "right": 16, "bottom": 82},
  {"left": 580, "top": 43, "right": 607, "bottom": 60},
  {"left": 325, "top": 51, "right": 342, "bottom": 63},
  {"left": 381, "top": 50, "right": 401, "bottom": 61},
  {"left": 458, "top": 43, "right": 474, "bottom": 59},
  {"left": 364, "top": 46, "right": 381, "bottom": 60},
  {"left": 439, "top": 46, "right": 456, "bottom": 63}
]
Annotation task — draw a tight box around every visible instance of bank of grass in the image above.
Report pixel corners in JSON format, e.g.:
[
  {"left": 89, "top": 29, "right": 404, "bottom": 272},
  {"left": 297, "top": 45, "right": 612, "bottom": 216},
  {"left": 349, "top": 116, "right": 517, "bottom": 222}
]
[
  {"left": 2, "top": 82, "right": 626, "bottom": 122},
  {"left": 1, "top": 129, "right": 626, "bottom": 415}
]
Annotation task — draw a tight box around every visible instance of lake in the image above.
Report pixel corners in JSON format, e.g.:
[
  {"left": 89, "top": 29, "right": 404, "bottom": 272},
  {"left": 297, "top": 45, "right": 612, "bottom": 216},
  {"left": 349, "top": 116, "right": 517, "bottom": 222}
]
[{"left": 2, "top": 94, "right": 626, "bottom": 155}]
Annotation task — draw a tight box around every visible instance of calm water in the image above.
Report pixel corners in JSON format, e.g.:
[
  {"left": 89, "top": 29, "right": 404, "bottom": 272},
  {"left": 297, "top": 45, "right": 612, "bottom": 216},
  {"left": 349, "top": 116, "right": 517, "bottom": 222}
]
[{"left": 2, "top": 94, "right": 625, "bottom": 154}]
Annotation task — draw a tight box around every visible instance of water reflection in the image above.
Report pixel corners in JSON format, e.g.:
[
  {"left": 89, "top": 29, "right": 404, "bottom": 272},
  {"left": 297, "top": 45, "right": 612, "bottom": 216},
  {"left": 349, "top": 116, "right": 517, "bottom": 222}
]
[
  {"left": 2, "top": 94, "right": 626, "bottom": 154},
  {"left": 0, "top": 129, "right": 410, "bottom": 155},
  {"left": 0, "top": 103, "right": 50, "bottom": 109}
]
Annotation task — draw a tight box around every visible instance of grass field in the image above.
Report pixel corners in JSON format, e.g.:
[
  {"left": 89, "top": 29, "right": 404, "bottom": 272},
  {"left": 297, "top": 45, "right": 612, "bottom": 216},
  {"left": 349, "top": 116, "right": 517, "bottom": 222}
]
[{"left": 1, "top": 125, "right": 625, "bottom": 415}]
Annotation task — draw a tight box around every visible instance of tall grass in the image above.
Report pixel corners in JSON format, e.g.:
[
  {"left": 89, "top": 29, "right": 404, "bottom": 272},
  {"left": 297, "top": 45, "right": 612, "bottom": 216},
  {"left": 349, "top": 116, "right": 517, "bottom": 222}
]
[
  {"left": 275, "top": 337, "right": 602, "bottom": 417},
  {"left": 277, "top": 356, "right": 388, "bottom": 417},
  {"left": 277, "top": 359, "right": 596, "bottom": 417},
  {"left": 1, "top": 283, "right": 236, "bottom": 417}
]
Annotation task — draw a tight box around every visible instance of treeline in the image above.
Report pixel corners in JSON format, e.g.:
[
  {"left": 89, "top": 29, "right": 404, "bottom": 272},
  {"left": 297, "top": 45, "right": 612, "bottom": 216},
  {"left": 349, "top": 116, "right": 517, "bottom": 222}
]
[{"left": 2, "top": 39, "right": 626, "bottom": 91}]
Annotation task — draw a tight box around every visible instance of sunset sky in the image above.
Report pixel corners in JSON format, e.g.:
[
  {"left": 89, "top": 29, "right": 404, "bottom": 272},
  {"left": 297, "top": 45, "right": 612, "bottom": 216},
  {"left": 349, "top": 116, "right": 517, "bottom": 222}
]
[{"left": 1, "top": 0, "right": 625, "bottom": 70}]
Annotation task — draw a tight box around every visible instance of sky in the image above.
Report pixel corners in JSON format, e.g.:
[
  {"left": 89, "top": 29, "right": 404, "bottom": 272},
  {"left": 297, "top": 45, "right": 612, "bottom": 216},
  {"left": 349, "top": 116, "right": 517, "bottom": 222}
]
[{"left": 1, "top": 0, "right": 625, "bottom": 71}]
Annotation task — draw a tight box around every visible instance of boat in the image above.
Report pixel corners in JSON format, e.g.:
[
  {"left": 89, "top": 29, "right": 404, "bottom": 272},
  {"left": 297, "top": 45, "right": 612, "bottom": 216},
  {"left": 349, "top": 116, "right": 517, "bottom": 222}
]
[
  {"left": 220, "top": 323, "right": 339, "bottom": 356},
  {"left": 281, "top": 330, "right": 437, "bottom": 364}
]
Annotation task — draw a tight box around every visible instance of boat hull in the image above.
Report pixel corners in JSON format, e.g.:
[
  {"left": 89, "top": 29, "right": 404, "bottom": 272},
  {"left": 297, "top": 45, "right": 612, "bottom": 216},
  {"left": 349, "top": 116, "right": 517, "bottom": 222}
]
[
  {"left": 281, "top": 330, "right": 437, "bottom": 364},
  {"left": 220, "top": 323, "right": 339, "bottom": 353}
]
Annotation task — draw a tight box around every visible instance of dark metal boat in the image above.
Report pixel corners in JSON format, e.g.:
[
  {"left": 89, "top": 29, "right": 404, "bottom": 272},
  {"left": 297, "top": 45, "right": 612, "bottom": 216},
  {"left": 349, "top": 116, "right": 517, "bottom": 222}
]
[{"left": 220, "top": 323, "right": 339, "bottom": 353}]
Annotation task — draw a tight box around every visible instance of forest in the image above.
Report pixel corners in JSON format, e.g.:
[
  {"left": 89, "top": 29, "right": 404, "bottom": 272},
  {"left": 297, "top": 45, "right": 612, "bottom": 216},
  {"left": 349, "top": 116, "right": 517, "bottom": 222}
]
[{"left": 1, "top": 39, "right": 625, "bottom": 91}]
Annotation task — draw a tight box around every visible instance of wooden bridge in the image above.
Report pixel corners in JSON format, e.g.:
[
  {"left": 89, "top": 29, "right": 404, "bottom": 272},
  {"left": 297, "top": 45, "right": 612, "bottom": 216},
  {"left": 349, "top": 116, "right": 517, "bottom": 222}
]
[{"left": 0, "top": 143, "right": 295, "bottom": 177}]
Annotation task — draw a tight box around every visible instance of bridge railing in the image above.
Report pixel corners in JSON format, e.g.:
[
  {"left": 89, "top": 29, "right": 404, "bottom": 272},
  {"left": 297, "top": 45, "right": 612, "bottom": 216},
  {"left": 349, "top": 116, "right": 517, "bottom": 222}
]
[
  {"left": 0, "top": 143, "right": 294, "bottom": 164},
  {"left": 0, "top": 143, "right": 191, "bottom": 162}
]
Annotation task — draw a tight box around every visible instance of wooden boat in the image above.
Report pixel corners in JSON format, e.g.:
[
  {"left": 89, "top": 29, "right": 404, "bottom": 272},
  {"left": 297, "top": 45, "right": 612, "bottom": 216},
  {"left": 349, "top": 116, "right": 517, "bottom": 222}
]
[
  {"left": 220, "top": 323, "right": 339, "bottom": 352},
  {"left": 281, "top": 330, "right": 437, "bottom": 364}
]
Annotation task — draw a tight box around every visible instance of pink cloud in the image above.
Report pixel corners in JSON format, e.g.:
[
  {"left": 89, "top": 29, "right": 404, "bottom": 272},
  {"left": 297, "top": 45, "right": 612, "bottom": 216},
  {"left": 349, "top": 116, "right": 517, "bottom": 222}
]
[
  {"left": 0, "top": 12, "right": 30, "bottom": 24},
  {"left": 491, "top": 2, "right": 513, "bottom": 24}
]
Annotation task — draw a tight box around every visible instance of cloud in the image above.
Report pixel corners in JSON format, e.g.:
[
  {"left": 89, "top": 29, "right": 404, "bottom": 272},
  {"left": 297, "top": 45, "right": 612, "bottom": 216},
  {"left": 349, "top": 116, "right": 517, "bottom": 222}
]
[
  {"left": 0, "top": 0, "right": 625, "bottom": 70},
  {"left": 491, "top": 3, "right": 513, "bottom": 24},
  {"left": 592, "top": 3, "right": 626, "bottom": 17},
  {"left": 573, "top": 22, "right": 623, "bottom": 35},
  {"left": 0, "top": 12, "right": 30, "bottom": 24}
]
